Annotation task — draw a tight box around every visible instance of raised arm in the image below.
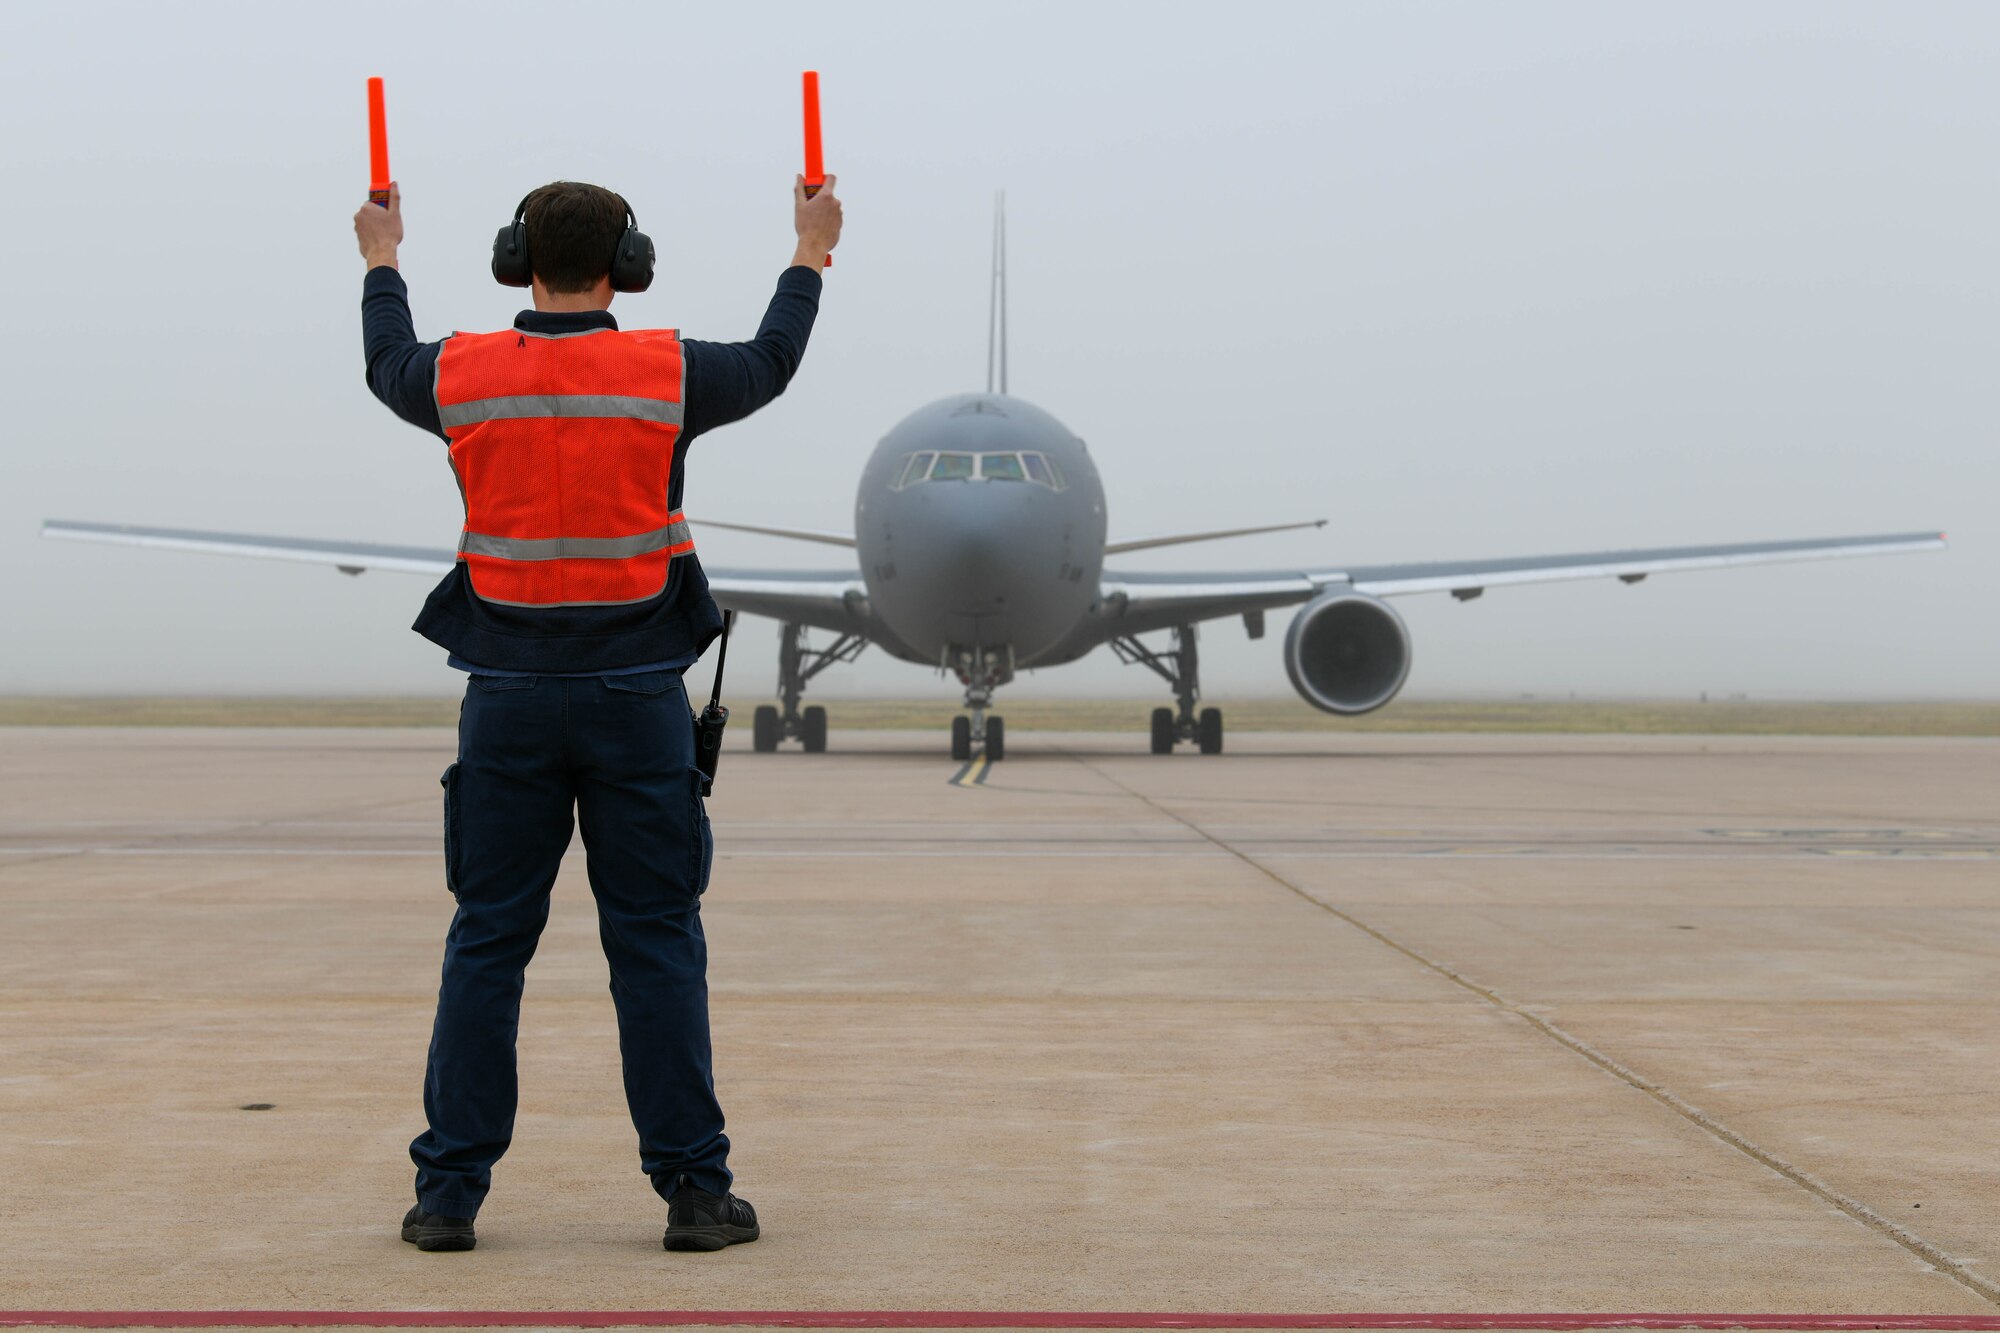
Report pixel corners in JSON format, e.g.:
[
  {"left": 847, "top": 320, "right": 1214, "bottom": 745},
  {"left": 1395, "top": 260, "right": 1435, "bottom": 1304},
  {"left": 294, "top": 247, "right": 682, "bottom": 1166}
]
[
  {"left": 682, "top": 175, "right": 844, "bottom": 436},
  {"left": 352, "top": 183, "right": 446, "bottom": 438}
]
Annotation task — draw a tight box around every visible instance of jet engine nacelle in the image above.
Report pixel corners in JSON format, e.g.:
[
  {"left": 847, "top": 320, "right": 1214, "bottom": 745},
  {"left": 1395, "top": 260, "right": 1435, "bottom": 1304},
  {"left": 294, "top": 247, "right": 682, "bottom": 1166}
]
[{"left": 1283, "top": 590, "right": 1412, "bottom": 715}]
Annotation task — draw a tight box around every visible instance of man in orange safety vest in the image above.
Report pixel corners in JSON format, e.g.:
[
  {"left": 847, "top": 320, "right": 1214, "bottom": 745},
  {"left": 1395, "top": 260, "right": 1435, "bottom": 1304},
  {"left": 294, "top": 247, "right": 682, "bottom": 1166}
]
[{"left": 354, "top": 172, "right": 842, "bottom": 1254}]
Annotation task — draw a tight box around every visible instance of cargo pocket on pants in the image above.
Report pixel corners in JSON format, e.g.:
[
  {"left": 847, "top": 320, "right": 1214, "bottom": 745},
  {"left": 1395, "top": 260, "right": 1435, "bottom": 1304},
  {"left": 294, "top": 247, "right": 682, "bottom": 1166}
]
[
  {"left": 440, "top": 762, "right": 463, "bottom": 900},
  {"left": 689, "top": 767, "right": 713, "bottom": 898}
]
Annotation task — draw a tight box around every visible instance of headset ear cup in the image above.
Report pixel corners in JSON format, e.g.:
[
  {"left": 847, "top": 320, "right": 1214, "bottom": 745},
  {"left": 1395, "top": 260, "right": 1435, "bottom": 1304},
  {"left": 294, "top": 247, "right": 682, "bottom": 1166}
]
[
  {"left": 611, "top": 227, "right": 655, "bottom": 293},
  {"left": 491, "top": 222, "right": 533, "bottom": 288}
]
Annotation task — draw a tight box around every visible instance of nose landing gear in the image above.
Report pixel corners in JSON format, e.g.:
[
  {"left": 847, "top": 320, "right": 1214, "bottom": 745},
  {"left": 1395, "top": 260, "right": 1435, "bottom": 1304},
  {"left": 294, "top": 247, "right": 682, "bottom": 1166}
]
[{"left": 948, "top": 645, "right": 1012, "bottom": 761}]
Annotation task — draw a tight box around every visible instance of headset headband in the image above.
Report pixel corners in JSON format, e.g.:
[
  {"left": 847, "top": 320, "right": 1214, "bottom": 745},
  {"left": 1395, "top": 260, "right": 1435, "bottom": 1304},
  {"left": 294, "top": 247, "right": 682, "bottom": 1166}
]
[
  {"left": 492, "top": 189, "right": 654, "bottom": 293},
  {"left": 509, "top": 191, "right": 638, "bottom": 233}
]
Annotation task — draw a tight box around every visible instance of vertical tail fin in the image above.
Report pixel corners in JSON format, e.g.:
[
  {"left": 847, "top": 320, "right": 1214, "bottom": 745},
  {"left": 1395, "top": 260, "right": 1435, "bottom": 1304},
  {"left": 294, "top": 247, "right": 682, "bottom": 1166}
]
[{"left": 986, "top": 190, "right": 1008, "bottom": 395}]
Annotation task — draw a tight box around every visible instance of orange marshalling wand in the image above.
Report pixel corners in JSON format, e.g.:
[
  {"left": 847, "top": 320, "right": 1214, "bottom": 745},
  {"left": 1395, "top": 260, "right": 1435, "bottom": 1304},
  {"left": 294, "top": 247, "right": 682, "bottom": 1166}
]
[
  {"left": 802, "top": 70, "right": 829, "bottom": 266},
  {"left": 367, "top": 77, "right": 391, "bottom": 208}
]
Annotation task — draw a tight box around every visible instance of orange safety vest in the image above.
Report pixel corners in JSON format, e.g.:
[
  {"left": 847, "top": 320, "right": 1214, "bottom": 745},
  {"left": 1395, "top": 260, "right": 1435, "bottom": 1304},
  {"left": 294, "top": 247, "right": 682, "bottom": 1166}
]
[{"left": 432, "top": 326, "right": 694, "bottom": 608}]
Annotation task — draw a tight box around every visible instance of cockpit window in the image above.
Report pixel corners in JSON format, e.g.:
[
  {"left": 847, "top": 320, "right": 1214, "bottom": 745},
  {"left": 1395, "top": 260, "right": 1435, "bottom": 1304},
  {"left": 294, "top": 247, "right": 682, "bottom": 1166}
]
[{"left": 891, "top": 450, "right": 1067, "bottom": 490}]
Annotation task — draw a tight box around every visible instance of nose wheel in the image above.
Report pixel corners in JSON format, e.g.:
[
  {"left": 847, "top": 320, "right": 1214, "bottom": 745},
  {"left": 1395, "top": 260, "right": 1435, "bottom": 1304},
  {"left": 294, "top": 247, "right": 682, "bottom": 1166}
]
[{"left": 951, "top": 713, "right": 1005, "bottom": 762}]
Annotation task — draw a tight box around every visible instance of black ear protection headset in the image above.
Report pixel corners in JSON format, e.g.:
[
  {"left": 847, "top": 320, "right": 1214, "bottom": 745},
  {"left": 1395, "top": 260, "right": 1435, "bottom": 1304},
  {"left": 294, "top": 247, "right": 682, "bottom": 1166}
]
[{"left": 491, "top": 191, "right": 656, "bottom": 292}]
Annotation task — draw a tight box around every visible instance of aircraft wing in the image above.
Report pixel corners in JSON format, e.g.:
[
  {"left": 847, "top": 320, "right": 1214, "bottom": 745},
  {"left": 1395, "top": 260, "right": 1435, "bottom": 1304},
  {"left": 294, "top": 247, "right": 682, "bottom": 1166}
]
[
  {"left": 703, "top": 567, "right": 872, "bottom": 635},
  {"left": 41, "top": 519, "right": 874, "bottom": 637},
  {"left": 1094, "top": 531, "right": 1947, "bottom": 638},
  {"left": 41, "top": 520, "right": 456, "bottom": 575}
]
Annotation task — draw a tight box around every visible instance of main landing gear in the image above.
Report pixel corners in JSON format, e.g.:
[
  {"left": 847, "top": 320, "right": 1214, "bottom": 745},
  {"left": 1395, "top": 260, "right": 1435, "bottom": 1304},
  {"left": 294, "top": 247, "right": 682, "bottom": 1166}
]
[
  {"left": 1111, "top": 623, "right": 1224, "bottom": 755},
  {"left": 752, "top": 621, "right": 867, "bottom": 753},
  {"left": 948, "top": 645, "right": 1012, "bottom": 763}
]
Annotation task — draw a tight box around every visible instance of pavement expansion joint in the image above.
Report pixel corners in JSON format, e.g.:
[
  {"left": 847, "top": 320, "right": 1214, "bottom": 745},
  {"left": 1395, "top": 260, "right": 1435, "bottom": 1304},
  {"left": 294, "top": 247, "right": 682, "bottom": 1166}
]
[{"left": 1046, "top": 743, "right": 2000, "bottom": 1311}]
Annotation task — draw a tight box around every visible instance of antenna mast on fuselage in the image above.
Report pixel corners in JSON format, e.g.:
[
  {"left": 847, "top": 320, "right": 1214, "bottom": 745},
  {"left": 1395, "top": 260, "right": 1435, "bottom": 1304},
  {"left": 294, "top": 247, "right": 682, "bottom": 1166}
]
[{"left": 986, "top": 191, "right": 1007, "bottom": 396}]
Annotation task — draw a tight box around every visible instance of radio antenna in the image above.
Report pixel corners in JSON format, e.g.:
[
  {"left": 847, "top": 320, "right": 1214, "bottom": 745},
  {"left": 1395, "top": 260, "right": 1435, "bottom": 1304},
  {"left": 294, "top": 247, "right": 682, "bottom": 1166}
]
[{"left": 708, "top": 610, "right": 734, "bottom": 709}]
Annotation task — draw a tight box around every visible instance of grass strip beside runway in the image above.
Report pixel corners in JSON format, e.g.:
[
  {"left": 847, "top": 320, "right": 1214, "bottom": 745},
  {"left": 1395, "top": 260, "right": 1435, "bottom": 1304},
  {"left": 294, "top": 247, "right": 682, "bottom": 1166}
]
[
  {"left": 0, "top": 697, "right": 1996, "bottom": 734},
  {"left": 8, "top": 1315, "right": 2000, "bottom": 1330}
]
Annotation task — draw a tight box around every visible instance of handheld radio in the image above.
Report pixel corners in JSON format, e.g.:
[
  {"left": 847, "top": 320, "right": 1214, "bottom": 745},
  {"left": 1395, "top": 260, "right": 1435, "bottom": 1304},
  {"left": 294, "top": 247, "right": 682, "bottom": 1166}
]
[{"left": 694, "top": 611, "right": 735, "bottom": 797}]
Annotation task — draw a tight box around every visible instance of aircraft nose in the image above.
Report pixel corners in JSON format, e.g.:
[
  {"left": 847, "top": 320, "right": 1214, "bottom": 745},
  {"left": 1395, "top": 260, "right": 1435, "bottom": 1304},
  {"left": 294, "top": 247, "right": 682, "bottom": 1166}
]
[
  {"left": 929, "top": 505, "right": 1016, "bottom": 608},
  {"left": 868, "top": 471, "right": 1092, "bottom": 663}
]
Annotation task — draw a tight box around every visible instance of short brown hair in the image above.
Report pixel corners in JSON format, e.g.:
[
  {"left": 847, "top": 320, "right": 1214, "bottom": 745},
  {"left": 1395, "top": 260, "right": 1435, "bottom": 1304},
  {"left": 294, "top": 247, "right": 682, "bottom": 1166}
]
[{"left": 523, "top": 181, "right": 628, "bottom": 293}]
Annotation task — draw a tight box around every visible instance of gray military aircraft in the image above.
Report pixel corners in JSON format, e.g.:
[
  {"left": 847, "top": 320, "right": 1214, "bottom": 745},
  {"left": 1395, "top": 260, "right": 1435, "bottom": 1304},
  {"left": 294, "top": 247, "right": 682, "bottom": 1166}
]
[{"left": 42, "top": 206, "right": 1945, "bottom": 760}]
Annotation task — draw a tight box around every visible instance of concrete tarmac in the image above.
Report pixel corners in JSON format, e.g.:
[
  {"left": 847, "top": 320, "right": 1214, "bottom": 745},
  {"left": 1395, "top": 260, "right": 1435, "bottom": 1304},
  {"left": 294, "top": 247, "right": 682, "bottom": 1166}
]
[{"left": 1, "top": 726, "right": 1997, "bottom": 1326}]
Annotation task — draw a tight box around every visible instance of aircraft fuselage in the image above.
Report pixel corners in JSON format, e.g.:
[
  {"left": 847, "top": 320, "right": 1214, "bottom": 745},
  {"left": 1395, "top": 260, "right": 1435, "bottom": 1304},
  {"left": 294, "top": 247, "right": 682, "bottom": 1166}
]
[{"left": 854, "top": 393, "right": 1106, "bottom": 669}]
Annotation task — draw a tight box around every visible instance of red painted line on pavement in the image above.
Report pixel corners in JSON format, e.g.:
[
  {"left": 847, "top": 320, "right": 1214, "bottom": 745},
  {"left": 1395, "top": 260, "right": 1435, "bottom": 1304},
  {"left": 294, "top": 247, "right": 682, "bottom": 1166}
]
[{"left": 4, "top": 1316, "right": 2000, "bottom": 1330}]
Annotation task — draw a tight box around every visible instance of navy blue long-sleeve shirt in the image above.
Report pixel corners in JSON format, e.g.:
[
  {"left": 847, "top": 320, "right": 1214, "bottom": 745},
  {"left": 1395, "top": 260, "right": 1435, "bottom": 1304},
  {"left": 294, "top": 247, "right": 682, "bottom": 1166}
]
[{"left": 360, "top": 264, "right": 822, "bottom": 672}]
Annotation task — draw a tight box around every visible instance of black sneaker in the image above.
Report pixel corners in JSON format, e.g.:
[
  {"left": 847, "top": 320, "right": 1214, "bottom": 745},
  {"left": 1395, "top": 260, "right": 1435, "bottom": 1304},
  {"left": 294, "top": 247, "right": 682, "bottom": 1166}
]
[
  {"left": 663, "top": 1179, "right": 760, "bottom": 1251},
  {"left": 401, "top": 1204, "right": 476, "bottom": 1252}
]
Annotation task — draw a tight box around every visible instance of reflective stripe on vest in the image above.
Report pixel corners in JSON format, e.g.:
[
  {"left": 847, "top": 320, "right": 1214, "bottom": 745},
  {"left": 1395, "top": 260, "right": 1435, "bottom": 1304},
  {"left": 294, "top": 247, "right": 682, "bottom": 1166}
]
[{"left": 433, "top": 326, "right": 691, "bottom": 608}]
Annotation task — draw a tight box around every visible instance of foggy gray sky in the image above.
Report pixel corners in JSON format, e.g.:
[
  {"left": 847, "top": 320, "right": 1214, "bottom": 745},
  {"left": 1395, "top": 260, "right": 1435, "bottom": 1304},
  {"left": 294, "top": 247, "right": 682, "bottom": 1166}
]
[{"left": 3, "top": 1, "right": 1993, "bottom": 701}]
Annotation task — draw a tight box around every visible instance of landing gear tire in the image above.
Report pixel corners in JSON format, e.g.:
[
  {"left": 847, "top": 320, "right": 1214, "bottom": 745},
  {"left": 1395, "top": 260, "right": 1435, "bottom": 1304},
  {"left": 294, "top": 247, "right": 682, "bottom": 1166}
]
[
  {"left": 1198, "top": 707, "right": 1223, "bottom": 755},
  {"left": 951, "top": 716, "right": 973, "bottom": 762},
  {"left": 985, "top": 716, "right": 1005, "bottom": 761},
  {"left": 1150, "top": 707, "right": 1175, "bottom": 755},
  {"left": 753, "top": 705, "right": 780, "bottom": 753},
  {"left": 773, "top": 621, "right": 867, "bottom": 757}
]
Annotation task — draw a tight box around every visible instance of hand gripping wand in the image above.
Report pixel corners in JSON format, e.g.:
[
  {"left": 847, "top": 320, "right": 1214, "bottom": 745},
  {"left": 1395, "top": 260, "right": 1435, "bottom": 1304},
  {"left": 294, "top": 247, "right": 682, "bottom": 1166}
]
[
  {"left": 802, "top": 70, "right": 830, "bottom": 267},
  {"left": 694, "top": 611, "right": 736, "bottom": 797}
]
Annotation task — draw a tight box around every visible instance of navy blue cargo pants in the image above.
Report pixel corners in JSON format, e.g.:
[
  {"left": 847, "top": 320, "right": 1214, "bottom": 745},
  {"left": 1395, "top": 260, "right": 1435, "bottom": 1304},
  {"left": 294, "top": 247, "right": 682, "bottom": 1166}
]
[{"left": 410, "top": 669, "right": 726, "bottom": 1219}]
